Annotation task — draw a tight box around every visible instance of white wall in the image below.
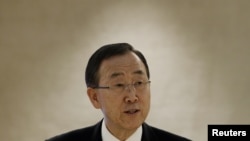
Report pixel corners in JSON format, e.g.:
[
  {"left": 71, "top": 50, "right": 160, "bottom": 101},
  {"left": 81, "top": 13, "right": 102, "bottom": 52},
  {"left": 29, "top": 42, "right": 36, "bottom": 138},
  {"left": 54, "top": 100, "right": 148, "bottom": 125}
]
[{"left": 0, "top": 0, "right": 249, "bottom": 141}]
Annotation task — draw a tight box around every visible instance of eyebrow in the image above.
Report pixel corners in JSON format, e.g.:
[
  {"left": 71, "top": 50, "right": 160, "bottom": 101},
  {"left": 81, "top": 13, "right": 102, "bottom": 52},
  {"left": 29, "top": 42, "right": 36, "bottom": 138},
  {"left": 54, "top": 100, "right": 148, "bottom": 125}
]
[
  {"left": 110, "top": 70, "right": 145, "bottom": 79},
  {"left": 133, "top": 70, "right": 145, "bottom": 75},
  {"left": 110, "top": 72, "right": 124, "bottom": 78}
]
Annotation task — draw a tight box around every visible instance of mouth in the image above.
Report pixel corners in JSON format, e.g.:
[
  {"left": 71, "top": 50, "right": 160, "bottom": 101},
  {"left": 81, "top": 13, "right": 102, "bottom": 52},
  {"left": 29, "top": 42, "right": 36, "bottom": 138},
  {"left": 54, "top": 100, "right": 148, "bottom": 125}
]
[{"left": 124, "top": 109, "right": 140, "bottom": 115}]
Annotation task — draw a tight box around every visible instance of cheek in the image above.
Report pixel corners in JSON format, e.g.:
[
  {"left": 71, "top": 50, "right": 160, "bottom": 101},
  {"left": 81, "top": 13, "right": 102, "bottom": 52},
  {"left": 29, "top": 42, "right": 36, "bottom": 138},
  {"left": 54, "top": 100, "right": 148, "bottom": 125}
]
[
  {"left": 99, "top": 94, "right": 122, "bottom": 111},
  {"left": 141, "top": 93, "right": 151, "bottom": 109},
  {"left": 101, "top": 97, "right": 124, "bottom": 120},
  {"left": 142, "top": 91, "right": 151, "bottom": 101}
]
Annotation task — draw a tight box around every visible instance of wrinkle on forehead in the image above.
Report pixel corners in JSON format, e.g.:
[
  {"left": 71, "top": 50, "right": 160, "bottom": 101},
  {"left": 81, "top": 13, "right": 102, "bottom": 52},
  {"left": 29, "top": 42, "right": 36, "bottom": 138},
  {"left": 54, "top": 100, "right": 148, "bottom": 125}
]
[
  {"left": 110, "top": 70, "right": 145, "bottom": 79},
  {"left": 99, "top": 52, "right": 147, "bottom": 82}
]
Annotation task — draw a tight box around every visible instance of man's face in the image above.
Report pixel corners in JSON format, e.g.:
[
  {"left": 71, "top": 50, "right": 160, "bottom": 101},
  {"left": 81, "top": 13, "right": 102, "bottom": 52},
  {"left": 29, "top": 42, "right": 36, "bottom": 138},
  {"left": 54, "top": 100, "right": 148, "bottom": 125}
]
[{"left": 88, "top": 52, "right": 150, "bottom": 131}]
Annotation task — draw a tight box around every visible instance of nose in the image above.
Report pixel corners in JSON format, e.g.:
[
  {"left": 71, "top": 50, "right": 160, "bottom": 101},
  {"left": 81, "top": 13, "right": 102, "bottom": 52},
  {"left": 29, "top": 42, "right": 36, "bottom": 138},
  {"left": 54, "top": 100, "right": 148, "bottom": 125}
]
[{"left": 124, "top": 87, "right": 138, "bottom": 103}]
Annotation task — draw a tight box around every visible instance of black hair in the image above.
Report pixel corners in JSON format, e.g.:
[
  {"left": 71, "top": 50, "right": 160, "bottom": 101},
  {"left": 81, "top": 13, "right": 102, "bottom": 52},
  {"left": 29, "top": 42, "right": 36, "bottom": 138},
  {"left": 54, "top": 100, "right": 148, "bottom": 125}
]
[{"left": 85, "top": 43, "right": 150, "bottom": 87}]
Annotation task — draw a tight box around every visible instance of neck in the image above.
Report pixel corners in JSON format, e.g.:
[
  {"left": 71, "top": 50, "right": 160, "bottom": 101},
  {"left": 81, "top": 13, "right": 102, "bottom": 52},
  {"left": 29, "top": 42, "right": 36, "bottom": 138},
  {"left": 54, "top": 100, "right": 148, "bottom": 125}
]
[{"left": 105, "top": 123, "right": 138, "bottom": 140}]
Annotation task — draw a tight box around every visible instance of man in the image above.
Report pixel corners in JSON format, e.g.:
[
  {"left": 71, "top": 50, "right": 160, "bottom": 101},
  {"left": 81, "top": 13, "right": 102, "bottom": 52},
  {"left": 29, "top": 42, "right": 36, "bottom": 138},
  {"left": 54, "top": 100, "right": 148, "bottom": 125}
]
[{"left": 46, "top": 43, "right": 191, "bottom": 141}]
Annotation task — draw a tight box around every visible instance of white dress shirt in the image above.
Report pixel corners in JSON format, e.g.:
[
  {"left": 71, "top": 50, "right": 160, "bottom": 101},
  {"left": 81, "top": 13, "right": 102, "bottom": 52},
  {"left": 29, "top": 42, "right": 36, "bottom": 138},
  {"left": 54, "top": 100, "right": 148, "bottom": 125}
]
[{"left": 101, "top": 120, "right": 142, "bottom": 141}]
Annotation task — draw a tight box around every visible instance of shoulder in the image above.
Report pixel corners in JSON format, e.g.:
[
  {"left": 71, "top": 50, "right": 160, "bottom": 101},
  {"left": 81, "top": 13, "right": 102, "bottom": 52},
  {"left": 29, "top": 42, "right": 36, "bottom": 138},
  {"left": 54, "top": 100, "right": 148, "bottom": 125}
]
[
  {"left": 45, "top": 121, "right": 102, "bottom": 141},
  {"left": 142, "top": 123, "right": 191, "bottom": 141}
]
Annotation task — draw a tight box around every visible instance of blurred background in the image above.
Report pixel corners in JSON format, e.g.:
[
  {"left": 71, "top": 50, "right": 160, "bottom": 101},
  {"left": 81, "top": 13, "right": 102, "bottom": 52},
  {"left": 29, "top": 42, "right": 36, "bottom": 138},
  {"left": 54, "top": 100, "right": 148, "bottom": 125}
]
[{"left": 0, "top": 0, "right": 250, "bottom": 140}]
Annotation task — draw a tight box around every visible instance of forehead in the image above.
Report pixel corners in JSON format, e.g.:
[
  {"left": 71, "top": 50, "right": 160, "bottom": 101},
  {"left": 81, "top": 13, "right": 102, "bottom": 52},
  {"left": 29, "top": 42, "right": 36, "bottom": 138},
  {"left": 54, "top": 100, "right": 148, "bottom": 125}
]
[{"left": 98, "top": 52, "right": 147, "bottom": 80}]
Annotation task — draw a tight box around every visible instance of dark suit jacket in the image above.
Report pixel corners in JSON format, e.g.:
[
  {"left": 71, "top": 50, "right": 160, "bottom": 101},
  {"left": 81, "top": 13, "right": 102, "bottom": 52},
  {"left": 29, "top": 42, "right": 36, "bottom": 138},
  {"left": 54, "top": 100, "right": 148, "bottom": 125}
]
[{"left": 46, "top": 120, "right": 191, "bottom": 141}]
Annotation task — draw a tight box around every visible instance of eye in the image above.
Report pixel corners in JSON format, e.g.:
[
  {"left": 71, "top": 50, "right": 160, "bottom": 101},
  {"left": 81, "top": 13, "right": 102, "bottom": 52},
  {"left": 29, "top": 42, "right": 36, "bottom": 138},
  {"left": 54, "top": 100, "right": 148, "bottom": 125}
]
[
  {"left": 114, "top": 83, "right": 125, "bottom": 88},
  {"left": 134, "top": 81, "right": 143, "bottom": 86}
]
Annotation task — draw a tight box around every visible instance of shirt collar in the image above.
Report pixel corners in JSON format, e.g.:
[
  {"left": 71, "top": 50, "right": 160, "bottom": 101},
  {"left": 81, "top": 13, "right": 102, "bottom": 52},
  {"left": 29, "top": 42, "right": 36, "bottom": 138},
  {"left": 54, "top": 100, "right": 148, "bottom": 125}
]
[{"left": 101, "top": 120, "right": 142, "bottom": 141}]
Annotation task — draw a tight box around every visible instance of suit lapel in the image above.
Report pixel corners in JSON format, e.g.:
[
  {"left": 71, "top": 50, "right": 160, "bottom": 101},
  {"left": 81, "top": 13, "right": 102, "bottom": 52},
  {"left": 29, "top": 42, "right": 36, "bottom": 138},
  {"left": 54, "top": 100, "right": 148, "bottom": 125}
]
[
  {"left": 141, "top": 123, "right": 156, "bottom": 141},
  {"left": 91, "top": 120, "right": 103, "bottom": 141}
]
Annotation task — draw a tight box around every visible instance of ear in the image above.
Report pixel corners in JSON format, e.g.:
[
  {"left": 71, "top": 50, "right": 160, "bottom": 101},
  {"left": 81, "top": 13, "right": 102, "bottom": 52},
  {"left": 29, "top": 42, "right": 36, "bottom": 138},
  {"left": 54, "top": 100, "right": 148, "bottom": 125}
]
[{"left": 87, "top": 87, "right": 101, "bottom": 109}]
